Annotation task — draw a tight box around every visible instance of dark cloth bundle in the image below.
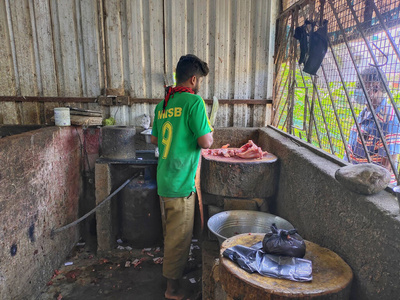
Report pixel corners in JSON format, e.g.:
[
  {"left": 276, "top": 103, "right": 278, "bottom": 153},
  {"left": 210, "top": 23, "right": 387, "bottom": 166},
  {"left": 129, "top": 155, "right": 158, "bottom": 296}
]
[
  {"left": 262, "top": 223, "right": 306, "bottom": 258},
  {"left": 293, "top": 19, "right": 329, "bottom": 75}
]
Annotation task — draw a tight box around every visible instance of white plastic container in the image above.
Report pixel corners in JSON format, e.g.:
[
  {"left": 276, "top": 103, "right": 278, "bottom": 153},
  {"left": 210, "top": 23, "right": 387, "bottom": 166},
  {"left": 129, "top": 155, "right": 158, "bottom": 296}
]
[{"left": 54, "top": 107, "right": 71, "bottom": 126}]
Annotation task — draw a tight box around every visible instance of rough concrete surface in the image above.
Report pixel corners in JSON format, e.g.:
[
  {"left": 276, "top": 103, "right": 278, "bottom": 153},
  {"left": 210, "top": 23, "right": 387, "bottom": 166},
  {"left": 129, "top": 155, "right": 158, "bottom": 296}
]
[
  {"left": 258, "top": 127, "right": 400, "bottom": 300},
  {"left": 0, "top": 127, "right": 82, "bottom": 300},
  {"left": 38, "top": 236, "right": 202, "bottom": 300}
]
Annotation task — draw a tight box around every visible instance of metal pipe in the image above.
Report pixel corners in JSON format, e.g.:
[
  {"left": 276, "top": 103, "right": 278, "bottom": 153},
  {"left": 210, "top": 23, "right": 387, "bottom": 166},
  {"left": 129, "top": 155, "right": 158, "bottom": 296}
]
[{"left": 51, "top": 172, "right": 140, "bottom": 236}]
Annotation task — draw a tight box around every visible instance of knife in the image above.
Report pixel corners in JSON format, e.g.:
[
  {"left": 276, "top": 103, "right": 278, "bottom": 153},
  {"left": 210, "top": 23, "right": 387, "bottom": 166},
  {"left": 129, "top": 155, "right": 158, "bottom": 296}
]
[{"left": 209, "top": 96, "right": 219, "bottom": 126}]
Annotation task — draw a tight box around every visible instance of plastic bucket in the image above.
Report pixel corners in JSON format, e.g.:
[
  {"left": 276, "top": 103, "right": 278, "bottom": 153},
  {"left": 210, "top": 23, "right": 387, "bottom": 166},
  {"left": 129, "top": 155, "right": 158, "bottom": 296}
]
[{"left": 54, "top": 107, "right": 70, "bottom": 126}]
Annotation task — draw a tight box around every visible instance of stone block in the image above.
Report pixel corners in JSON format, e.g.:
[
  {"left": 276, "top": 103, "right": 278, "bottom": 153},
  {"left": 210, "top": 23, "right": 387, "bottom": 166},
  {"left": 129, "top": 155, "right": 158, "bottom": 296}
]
[{"left": 0, "top": 127, "right": 81, "bottom": 300}]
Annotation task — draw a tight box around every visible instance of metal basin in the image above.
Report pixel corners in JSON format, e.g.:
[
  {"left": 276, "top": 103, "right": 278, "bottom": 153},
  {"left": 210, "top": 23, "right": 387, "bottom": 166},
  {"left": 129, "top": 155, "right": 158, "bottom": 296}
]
[{"left": 207, "top": 210, "right": 294, "bottom": 246}]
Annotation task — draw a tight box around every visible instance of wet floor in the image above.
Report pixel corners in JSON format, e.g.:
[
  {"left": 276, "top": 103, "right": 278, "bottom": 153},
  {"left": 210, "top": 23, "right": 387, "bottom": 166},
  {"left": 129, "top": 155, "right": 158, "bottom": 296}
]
[{"left": 38, "top": 238, "right": 203, "bottom": 300}]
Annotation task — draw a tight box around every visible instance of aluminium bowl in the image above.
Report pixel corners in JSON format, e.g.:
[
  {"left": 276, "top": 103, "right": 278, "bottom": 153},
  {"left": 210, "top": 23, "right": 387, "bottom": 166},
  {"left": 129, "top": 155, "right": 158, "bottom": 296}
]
[{"left": 207, "top": 210, "right": 294, "bottom": 246}]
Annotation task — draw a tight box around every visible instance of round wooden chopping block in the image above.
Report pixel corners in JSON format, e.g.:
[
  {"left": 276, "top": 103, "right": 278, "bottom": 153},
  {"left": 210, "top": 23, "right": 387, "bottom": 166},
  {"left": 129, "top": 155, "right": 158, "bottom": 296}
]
[
  {"left": 201, "top": 151, "right": 278, "bottom": 198},
  {"left": 219, "top": 234, "right": 353, "bottom": 300}
]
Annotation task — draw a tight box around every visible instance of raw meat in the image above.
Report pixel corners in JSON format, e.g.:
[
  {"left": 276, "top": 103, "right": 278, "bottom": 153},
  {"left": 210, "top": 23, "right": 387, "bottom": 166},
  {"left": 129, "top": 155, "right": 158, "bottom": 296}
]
[{"left": 203, "top": 140, "right": 268, "bottom": 159}]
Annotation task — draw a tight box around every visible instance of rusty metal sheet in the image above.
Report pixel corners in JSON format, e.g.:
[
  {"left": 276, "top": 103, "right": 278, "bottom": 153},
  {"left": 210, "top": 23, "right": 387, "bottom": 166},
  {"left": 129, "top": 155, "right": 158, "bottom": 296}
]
[
  {"left": 33, "top": 0, "right": 57, "bottom": 96},
  {"left": 79, "top": 0, "right": 103, "bottom": 97},
  {"left": 104, "top": 0, "right": 124, "bottom": 93},
  {"left": 0, "top": 102, "right": 20, "bottom": 124},
  {"left": 0, "top": 0, "right": 16, "bottom": 96},
  {"left": 8, "top": 0, "right": 37, "bottom": 96}
]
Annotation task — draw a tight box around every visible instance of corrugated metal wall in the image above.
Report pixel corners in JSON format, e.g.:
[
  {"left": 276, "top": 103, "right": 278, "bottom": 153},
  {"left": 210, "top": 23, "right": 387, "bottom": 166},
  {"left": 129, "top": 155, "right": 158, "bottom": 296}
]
[{"left": 0, "top": 0, "right": 278, "bottom": 127}]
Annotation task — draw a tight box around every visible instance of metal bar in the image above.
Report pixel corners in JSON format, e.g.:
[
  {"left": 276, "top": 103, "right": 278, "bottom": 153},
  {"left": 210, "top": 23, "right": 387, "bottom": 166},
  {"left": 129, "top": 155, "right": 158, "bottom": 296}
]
[
  {"left": 308, "top": 76, "right": 322, "bottom": 148},
  {"left": 307, "top": 76, "right": 316, "bottom": 143},
  {"left": 276, "top": 93, "right": 290, "bottom": 128},
  {"left": 273, "top": 61, "right": 290, "bottom": 107},
  {"left": 291, "top": 87, "right": 308, "bottom": 131},
  {"left": 320, "top": 64, "right": 351, "bottom": 161},
  {"left": 278, "top": 0, "right": 312, "bottom": 19},
  {"left": 347, "top": 0, "right": 400, "bottom": 124},
  {"left": 274, "top": 14, "right": 290, "bottom": 66},
  {"left": 312, "top": 76, "right": 336, "bottom": 154},
  {"left": 344, "top": 0, "right": 398, "bottom": 182},
  {"left": 287, "top": 9, "right": 297, "bottom": 135},
  {"left": 327, "top": 2, "right": 372, "bottom": 162},
  {"left": 297, "top": 64, "right": 310, "bottom": 136},
  {"left": 273, "top": 69, "right": 291, "bottom": 125},
  {"left": 273, "top": 15, "right": 293, "bottom": 102},
  {"left": 370, "top": 1, "right": 400, "bottom": 63}
]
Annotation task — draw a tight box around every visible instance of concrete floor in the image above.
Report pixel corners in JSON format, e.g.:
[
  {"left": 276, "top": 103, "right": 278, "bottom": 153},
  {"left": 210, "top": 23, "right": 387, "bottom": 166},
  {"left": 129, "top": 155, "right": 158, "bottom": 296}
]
[{"left": 38, "top": 238, "right": 203, "bottom": 300}]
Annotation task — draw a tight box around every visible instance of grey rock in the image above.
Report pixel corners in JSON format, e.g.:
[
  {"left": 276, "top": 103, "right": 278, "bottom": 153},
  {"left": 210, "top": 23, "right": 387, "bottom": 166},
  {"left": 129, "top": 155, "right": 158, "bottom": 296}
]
[{"left": 335, "top": 163, "right": 391, "bottom": 195}]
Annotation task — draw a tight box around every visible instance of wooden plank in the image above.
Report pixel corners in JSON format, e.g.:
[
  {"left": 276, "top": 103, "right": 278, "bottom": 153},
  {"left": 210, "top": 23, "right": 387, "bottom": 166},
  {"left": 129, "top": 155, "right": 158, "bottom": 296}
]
[
  {"left": 50, "top": 115, "right": 102, "bottom": 126},
  {"left": 70, "top": 115, "right": 102, "bottom": 126},
  {"left": 0, "top": 0, "right": 16, "bottom": 95}
]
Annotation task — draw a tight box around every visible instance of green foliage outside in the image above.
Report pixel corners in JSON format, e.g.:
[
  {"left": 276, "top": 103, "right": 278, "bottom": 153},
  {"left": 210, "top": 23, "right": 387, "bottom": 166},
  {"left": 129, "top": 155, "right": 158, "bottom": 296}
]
[{"left": 275, "top": 62, "right": 400, "bottom": 160}]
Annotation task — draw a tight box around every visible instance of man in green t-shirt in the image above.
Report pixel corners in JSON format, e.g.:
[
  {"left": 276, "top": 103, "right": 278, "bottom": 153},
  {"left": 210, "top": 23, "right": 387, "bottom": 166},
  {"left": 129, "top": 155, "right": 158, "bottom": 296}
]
[{"left": 151, "top": 54, "right": 213, "bottom": 300}]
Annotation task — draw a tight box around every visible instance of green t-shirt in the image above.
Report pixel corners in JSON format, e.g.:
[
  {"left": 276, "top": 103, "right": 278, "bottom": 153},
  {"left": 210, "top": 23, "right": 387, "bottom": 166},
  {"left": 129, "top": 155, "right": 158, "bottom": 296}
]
[{"left": 152, "top": 92, "right": 212, "bottom": 197}]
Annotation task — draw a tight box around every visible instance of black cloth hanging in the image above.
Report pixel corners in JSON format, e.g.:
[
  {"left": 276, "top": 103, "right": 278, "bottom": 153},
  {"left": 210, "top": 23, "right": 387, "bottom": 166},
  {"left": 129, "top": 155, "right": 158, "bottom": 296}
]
[{"left": 294, "top": 19, "right": 329, "bottom": 75}]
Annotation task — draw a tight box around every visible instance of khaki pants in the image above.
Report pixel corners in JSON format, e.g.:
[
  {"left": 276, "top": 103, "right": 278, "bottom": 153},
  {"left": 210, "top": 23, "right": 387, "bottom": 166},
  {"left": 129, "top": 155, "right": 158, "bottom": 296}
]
[{"left": 160, "top": 193, "right": 195, "bottom": 279}]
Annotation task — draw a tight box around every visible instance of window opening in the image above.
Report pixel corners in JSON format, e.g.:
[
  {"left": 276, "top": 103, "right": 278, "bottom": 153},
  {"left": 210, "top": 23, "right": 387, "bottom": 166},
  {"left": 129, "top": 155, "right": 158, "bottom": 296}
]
[{"left": 273, "top": 0, "right": 400, "bottom": 185}]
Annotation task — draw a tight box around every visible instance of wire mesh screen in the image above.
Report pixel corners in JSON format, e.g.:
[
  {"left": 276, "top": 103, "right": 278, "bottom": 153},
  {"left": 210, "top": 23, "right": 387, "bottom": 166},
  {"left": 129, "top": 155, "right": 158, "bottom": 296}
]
[{"left": 273, "top": 0, "right": 400, "bottom": 184}]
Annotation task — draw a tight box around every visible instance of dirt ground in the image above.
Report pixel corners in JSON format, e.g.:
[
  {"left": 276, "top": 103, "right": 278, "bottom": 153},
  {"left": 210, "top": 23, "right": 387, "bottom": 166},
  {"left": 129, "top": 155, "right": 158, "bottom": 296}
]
[{"left": 38, "top": 238, "right": 203, "bottom": 300}]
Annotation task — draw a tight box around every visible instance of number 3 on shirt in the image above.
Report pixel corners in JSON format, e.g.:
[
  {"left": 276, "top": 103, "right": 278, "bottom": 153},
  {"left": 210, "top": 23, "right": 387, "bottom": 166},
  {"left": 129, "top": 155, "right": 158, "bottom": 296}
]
[{"left": 161, "top": 121, "right": 173, "bottom": 159}]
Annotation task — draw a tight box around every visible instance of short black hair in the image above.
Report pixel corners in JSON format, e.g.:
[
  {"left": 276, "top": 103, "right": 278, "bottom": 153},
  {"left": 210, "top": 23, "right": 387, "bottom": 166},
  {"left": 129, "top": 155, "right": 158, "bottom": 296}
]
[
  {"left": 175, "top": 54, "right": 209, "bottom": 84},
  {"left": 359, "top": 66, "right": 388, "bottom": 91}
]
